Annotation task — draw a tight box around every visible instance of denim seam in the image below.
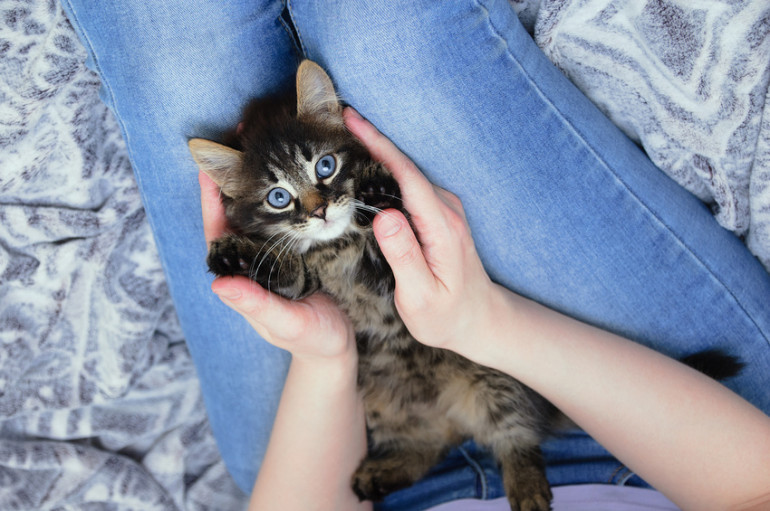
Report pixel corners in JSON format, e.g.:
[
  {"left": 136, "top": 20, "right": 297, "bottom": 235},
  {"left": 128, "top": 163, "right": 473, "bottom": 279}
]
[
  {"left": 284, "top": 0, "right": 309, "bottom": 59},
  {"left": 458, "top": 445, "right": 488, "bottom": 499},
  {"left": 617, "top": 469, "right": 636, "bottom": 486},
  {"left": 609, "top": 464, "right": 635, "bottom": 486},
  {"left": 473, "top": 0, "right": 769, "bottom": 345}
]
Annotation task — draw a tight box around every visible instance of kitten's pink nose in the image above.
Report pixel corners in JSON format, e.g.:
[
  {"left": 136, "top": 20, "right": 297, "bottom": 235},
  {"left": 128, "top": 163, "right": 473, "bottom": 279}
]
[{"left": 310, "top": 203, "right": 327, "bottom": 220}]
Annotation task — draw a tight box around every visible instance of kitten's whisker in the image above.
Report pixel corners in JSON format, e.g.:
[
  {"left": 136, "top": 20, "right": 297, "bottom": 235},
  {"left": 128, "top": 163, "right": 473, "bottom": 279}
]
[
  {"left": 268, "top": 231, "right": 301, "bottom": 293},
  {"left": 245, "top": 232, "right": 282, "bottom": 289},
  {"left": 351, "top": 199, "right": 383, "bottom": 214},
  {"left": 373, "top": 192, "right": 404, "bottom": 203},
  {"left": 251, "top": 233, "right": 282, "bottom": 275},
  {"left": 272, "top": 232, "right": 302, "bottom": 293},
  {"left": 251, "top": 239, "right": 277, "bottom": 282},
  {"left": 352, "top": 200, "right": 402, "bottom": 231},
  {"left": 253, "top": 232, "right": 293, "bottom": 285},
  {"left": 256, "top": 231, "right": 284, "bottom": 258},
  {"left": 263, "top": 232, "right": 295, "bottom": 291},
  {"left": 354, "top": 204, "right": 383, "bottom": 215}
]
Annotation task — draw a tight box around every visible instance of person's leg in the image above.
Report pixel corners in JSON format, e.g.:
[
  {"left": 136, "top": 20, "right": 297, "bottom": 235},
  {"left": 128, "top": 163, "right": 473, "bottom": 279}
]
[
  {"left": 290, "top": 0, "right": 770, "bottom": 496},
  {"left": 60, "top": 0, "right": 296, "bottom": 492}
]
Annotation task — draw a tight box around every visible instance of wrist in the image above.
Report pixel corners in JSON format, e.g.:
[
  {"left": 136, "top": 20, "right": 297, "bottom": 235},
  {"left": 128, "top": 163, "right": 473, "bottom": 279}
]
[
  {"left": 289, "top": 316, "right": 358, "bottom": 367},
  {"left": 290, "top": 344, "right": 359, "bottom": 387},
  {"left": 461, "top": 284, "right": 530, "bottom": 371}
]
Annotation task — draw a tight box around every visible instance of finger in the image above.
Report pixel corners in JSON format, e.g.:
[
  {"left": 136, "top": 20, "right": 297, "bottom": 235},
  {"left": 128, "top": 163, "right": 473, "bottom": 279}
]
[
  {"left": 373, "top": 209, "right": 436, "bottom": 300},
  {"left": 199, "top": 170, "right": 227, "bottom": 244},
  {"left": 211, "top": 275, "right": 307, "bottom": 339},
  {"left": 434, "top": 186, "right": 469, "bottom": 223},
  {"left": 343, "top": 108, "right": 443, "bottom": 218}
]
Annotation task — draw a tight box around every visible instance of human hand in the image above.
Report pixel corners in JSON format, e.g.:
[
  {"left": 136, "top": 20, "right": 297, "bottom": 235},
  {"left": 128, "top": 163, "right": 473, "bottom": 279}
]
[
  {"left": 198, "top": 171, "right": 356, "bottom": 362},
  {"left": 343, "top": 108, "right": 501, "bottom": 355}
]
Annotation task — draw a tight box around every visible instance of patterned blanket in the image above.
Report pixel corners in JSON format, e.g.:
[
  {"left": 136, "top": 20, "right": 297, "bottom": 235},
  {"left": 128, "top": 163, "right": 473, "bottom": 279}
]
[{"left": 0, "top": 0, "right": 767, "bottom": 509}]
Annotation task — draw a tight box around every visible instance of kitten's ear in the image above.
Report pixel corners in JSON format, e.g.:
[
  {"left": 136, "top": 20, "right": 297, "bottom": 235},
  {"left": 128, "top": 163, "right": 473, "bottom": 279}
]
[
  {"left": 188, "top": 138, "right": 244, "bottom": 197},
  {"left": 296, "top": 60, "right": 343, "bottom": 127}
]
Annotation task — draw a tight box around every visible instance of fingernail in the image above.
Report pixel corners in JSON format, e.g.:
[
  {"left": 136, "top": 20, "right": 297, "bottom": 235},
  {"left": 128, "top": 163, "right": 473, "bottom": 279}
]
[
  {"left": 380, "top": 217, "right": 402, "bottom": 237},
  {"left": 215, "top": 287, "right": 241, "bottom": 301},
  {"left": 345, "top": 107, "right": 363, "bottom": 120}
]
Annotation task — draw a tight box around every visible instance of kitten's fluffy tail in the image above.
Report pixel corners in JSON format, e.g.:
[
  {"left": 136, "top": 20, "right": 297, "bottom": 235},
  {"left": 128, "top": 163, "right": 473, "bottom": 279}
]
[{"left": 680, "top": 348, "right": 744, "bottom": 381}]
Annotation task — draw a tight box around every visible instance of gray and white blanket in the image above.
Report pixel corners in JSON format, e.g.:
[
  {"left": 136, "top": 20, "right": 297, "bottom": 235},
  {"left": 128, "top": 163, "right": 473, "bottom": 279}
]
[{"left": 0, "top": 0, "right": 767, "bottom": 509}]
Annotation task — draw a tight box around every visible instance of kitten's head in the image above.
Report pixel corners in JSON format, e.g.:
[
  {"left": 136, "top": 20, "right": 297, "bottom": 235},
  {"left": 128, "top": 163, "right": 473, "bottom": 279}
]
[{"left": 189, "top": 61, "right": 374, "bottom": 251}]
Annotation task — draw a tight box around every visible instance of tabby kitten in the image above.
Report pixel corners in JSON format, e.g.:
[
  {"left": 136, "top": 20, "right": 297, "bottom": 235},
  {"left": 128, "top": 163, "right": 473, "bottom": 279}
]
[{"left": 189, "top": 61, "right": 558, "bottom": 511}]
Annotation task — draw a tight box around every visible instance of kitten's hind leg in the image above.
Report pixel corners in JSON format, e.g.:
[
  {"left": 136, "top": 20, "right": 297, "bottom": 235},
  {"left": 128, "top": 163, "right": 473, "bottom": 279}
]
[
  {"left": 494, "top": 442, "right": 552, "bottom": 511},
  {"left": 352, "top": 440, "right": 446, "bottom": 502}
]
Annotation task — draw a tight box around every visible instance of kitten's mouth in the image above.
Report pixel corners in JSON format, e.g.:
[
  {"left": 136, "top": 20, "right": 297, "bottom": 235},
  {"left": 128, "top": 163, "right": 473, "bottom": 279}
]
[{"left": 303, "top": 202, "right": 355, "bottom": 244}]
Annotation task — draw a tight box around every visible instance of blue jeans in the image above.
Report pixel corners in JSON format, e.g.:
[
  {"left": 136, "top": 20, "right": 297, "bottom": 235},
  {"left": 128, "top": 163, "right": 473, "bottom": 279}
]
[{"left": 61, "top": 1, "right": 770, "bottom": 509}]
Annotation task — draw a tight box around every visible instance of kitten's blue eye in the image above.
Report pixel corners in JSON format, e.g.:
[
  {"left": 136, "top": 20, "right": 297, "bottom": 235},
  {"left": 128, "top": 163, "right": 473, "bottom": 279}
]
[
  {"left": 316, "top": 155, "right": 336, "bottom": 179},
  {"left": 267, "top": 187, "right": 292, "bottom": 209}
]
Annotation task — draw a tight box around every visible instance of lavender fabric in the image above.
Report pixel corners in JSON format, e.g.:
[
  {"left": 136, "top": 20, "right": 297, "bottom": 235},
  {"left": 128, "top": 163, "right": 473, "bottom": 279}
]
[{"left": 427, "top": 485, "right": 679, "bottom": 511}]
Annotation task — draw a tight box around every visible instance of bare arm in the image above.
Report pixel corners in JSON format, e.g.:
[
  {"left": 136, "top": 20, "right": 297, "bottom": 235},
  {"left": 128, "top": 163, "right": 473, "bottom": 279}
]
[
  {"left": 199, "top": 172, "right": 370, "bottom": 511},
  {"left": 344, "top": 108, "right": 770, "bottom": 511},
  {"left": 483, "top": 288, "right": 770, "bottom": 511},
  {"left": 248, "top": 338, "right": 369, "bottom": 511}
]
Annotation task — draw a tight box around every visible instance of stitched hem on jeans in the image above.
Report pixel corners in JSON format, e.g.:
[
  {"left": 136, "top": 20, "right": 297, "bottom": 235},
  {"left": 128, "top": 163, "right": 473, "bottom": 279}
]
[{"left": 458, "top": 444, "right": 489, "bottom": 499}]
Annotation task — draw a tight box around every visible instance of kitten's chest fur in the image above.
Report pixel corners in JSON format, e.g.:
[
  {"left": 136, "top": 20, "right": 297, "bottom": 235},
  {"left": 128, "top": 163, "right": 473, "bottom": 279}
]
[{"left": 306, "top": 234, "right": 399, "bottom": 340}]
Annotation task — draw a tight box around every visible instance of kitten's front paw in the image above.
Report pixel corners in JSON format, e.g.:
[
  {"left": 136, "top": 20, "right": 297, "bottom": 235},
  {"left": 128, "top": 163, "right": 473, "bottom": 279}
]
[
  {"left": 358, "top": 175, "right": 401, "bottom": 211},
  {"left": 351, "top": 458, "right": 413, "bottom": 502},
  {"left": 356, "top": 175, "right": 402, "bottom": 226},
  {"left": 208, "top": 235, "right": 312, "bottom": 299},
  {"left": 207, "top": 236, "right": 255, "bottom": 278}
]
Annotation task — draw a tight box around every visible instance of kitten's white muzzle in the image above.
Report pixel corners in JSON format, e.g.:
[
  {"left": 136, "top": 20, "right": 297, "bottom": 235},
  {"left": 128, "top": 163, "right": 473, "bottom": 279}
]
[{"left": 300, "top": 201, "right": 355, "bottom": 250}]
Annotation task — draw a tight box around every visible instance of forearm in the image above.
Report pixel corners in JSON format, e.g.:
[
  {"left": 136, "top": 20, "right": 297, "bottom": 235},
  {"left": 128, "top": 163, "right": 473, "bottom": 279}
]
[
  {"left": 470, "top": 285, "right": 770, "bottom": 511},
  {"left": 346, "top": 110, "right": 770, "bottom": 510},
  {"left": 249, "top": 352, "right": 371, "bottom": 511}
]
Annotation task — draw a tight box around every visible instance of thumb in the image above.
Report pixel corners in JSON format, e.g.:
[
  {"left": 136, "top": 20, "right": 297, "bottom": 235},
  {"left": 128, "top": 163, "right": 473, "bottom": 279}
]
[
  {"left": 212, "top": 276, "right": 269, "bottom": 318},
  {"left": 373, "top": 210, "right": 435, "bottom": 296},
  {"left": 212, "top": 276, "right": 304, "bottom": 336}
]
